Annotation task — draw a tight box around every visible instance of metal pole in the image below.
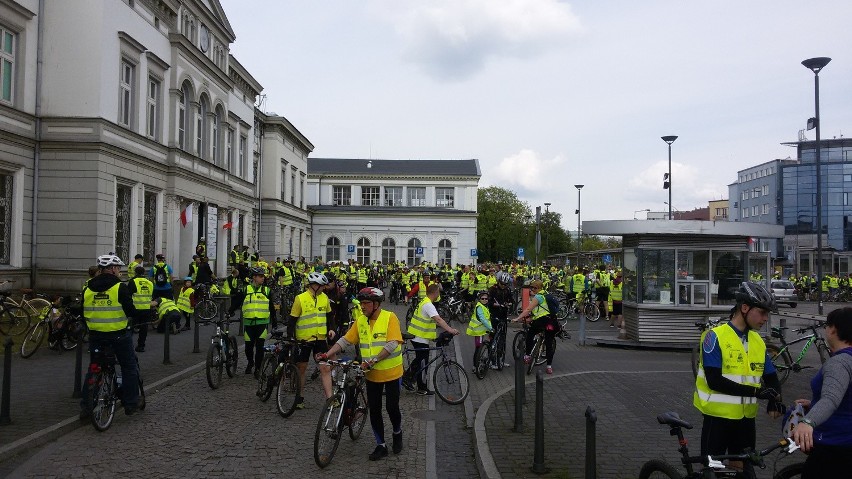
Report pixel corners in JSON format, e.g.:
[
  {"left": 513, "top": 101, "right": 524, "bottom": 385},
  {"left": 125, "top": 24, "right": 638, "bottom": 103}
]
[
  {"left": 163, "top": 316, "right": 172, "bottom": 365},
  {"left": 513, "top": 353, "right": 524, "bottom": 432},
  {"left": 578, "top": 306, "right": 586, "bottom": 346},
  {"left": 193, "top": 312, "right": 200, "bottom": 353},
  {"left": 72, "top": 337, "right": 84, "bottom": 398},
  {"left": 585, "top": 406, "right": 597, "bottom": 479},
  {"left": 531, "top": 370, "right": 548, "bottom": 474},
  {"left": 668, "top": 142, "right": 672, "bottom": 220},
  {"left": 814, "top": 70, "right": 824, "bottom": 316},
  {"left": 1, "top": 337, "right": 12, "bottom": 424}
]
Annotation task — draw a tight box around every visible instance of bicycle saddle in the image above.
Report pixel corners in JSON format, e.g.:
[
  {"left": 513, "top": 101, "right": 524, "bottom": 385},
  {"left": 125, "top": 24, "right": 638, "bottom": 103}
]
[
  {"left": 402, "top": 332, "right": 415, "bottom": 341},
  {"left": 19, "top": 288, "right": 33, "bottom": 294},
  {"left": 657, "top": 412, "right": 694, "bottom": 429}
]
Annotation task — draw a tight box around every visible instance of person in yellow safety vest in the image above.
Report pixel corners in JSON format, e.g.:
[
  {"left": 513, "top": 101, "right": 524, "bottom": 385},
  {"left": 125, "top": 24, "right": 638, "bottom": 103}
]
[
  {"left": 570, "top": 269, "right": 588, "bottom": 303},
  {"left": 694, "top": 281, "right": 784, "bottom": 464},
  {"left": 829, "top": 273, "right": 840, "bottom": 298},
  {"left": 80, "top": 253, "right": 140, "bottom": 418},
  {"left": 473, "top": 268, "right": 488, "bottom": 294},
  {"left": 357, "top": 264, "right": 368, "bottom": 289},
  {"left": 609, "top": 272, "right": 624, "bottom": 331},
  {"left": 176, "top": 277, "right": 195, "bottom": 331},
  {"left": 400, "top": 267, "right": 412, "bottom": 304},
  {"left": 317, "top": 287, "right": 405, "bottom": 460},
  {"left": 275, "top": 260, "right": 294, "bottom": 289},
  {"left": 459, "top": 266, "right": 471, "bottom": 298},
  {"left": 188, "top": 255, "right": 200, "bottom": 283},
  {"left": 256, "top": 257, "right": 270, "bottom": 276},
  {"left": 405, "top": 283, "right": 459, "bottom": 394},
  {"left": 486, "top": 269, "right": 497, "bottom": 288},
  {"left": 151, "top": 296, "right": 182, "bottom": 334},
  {"left": 467, "top": 291, "right": 493, "bottom": 367},
  {"left": 273, "top": 257, "right": 284, "bottom": 277},
  {"left": 515, "top": 280, "right": 557, "bottom": 374},
  {"left": 229, "top": 245, "right": 242, "bottom": 267},
  {"left": 127, "top": 265, "right": 153, "bottom": 352},
  {"left": 288, "top": 271, "right": 333, "bottom": 409},
  {"left": 241, "top": 267, "right": 275, "bottom": 378},
  {"left": 594, "top": 266, "right": 610, "bottom": 321},
  {"left": 127, "top": 254, "right": 143, "bottom": 280}
]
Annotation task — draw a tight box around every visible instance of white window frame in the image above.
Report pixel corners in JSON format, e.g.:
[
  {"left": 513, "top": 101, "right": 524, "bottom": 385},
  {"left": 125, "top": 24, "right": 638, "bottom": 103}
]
[
  {"left": 762, "top": 204, "right": 769, "bottom": 215},
  {"left": 333, "top": 185, "right": 351, "bottom": 206},
  {"left": 225, "top": 128, "right": 233, "bottom": 172},
  {"left": 436, "top": 187, "right": 454, "bottom": 208},
  {"left": 384, "top": 186, "right": 403, "bottom": 206},
  {"left": 408, "top": 187, "right": 426, "bottom": 207},
  {"left": 146, "top": 75, "right": 160, "bottom": 139},
  {"left": 742, "top": 208, "right": 749, "bottom": 218},
  {"left": 0, "top": 27, "right": 15, "bottom": 105},
  {"left": 290, "top": 169, "right": 296, "bottom": 205},
  {"left": 238, "top": 134, "right": 247, "bottom": 177},
  {"left": 119, "top": 59, "right": 135, "bottom": 127},
  {"left": 280, "top": 162, "right": 287, "bottom": 200},
  {"left": 742, "top": 190, "right": 748, "bottom": 200},
  {"left": 362, "top": 186, "right": 380, "bottom": 206}
]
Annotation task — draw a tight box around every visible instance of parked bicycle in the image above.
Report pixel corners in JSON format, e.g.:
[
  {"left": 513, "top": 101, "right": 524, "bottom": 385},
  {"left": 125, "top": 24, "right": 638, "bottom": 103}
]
[
  {"left": 85, "top": 344, "right": 146, "bottom": 432},
  {"left": 401, "top": 331, "right": 470, "bottom": 405},
  {"left": 638, "top": 411, "right": 800, "bottom": 479},
  {"left": 767, "top": 324, "right": 830, "bottom": 385},
  {"left": 0, "top": 292, "right": 31, "bottom": 336},
  {"left": 275, "top": 338, "right": 306, "bottom": 418},
  {"left": 313, "top": 359, "right": 369, "bottom": 468},
  {"left": 0, "top": 280, "right": 52, "bottom": 326},
  {"left": 202, "top": 316, "right": 240, "bottom": 389},
  {"left": 255, "top": 328, "right": 288, "bottom": 401},
  {"left": 567, "top": 291, "right": 600, "bottom": 322},
  {"left": 20, "top": 295, "right": 85, "bottom": 358}
]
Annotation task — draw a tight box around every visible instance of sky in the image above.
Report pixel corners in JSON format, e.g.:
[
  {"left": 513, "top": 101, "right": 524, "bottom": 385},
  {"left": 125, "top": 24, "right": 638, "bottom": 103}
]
[{"left": 222, "top": 0, "right": 852, "bottom": 225}]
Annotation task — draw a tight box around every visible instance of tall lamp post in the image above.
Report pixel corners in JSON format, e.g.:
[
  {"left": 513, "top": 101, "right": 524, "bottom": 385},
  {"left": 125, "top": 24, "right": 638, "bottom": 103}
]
[
  {"left": 574, "top": 185, "right": 583, "bottom": 268},
  {"left": 802, "top": 56, "right": 831, "bottom": 315},
  {"left": 543, "top": 202, "right": 551, "bottom": 261},
  {"left": 662, "top": 135, "right": 678, "bottom": 220}
]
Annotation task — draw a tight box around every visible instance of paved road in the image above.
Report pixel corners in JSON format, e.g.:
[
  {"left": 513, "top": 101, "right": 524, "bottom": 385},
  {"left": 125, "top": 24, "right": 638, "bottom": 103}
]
[{"left": 0, "top": 299, "right": 841, "bottom": 477}]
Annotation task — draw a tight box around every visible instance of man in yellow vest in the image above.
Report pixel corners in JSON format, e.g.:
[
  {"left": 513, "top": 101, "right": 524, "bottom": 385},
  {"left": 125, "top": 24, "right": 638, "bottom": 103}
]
[
  {"left": 177, "top": 277, "right": 195, "bottom": 331},
  {"left": 694, "top": 281, "right": 784, "bottom": 465},
  {"left": 405, "top": 283, "right": 459, "bottom": 394},
  {"left": 318, "top": 287, "right": 404, "bottom": 460},
  {"left": 80, "top": 253, "right": 139, "bottom": 418},
  {"left": 151, "top": 296, "right": 181, "bottom": 335},
  {"left": 127, "top": 254, "right": 143, "bottom": 280},
  {"left": 289, "top": 271, "right": 333, "bottom": 409},
  {"left": 126, "top": 265, "right": 153, "bottom": 352},
  {"left": 242, "top": 267, "right": 274, "bottom": 378}
]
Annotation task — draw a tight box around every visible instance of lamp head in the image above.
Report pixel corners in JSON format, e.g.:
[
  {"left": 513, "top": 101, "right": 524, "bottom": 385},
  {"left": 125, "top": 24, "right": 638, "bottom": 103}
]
[
  {"left": 574, "top": 184, "right": 584, "bottom": 190},
  {"left": 661, "top": 135, "right": 678, "bottom": 144},
  {"left": 802, "top": 57, "right": 831, "bottom": 74}
]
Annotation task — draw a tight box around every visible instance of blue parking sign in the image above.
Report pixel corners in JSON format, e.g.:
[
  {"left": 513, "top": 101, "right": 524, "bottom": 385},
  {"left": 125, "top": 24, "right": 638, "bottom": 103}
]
[
  {"left": 470, "top": 248, "right": 478, "bottom": 257},
  {"left": 347, "top": 245, "right": 355, "bottom": 254},
  {"left": 603, "top": 254, "right": 612, "bottom": 263},
  {"left": 518, "top": 247, "right": 525, "bottom": 256},
  {"left": 415, "top": 247, "right": 424, "bottom": 255}
]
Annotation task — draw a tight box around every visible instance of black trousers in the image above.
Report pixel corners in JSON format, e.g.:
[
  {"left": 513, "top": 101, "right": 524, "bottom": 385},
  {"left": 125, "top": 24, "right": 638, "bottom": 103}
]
[
  {"left": 132, "top": 310, "right": 151, "bottom": 347},
  {"left": 407, "top": 341, "right": 431, "bottom": 390},
  {"left": 525, "top": 317, "right": 556, "bottom": 365},
  {"left": 366, "top": 378, "right": 402, "bottom": 445},
  {"left": 243, "top": 323, "right": 267, "bottom": 369}
]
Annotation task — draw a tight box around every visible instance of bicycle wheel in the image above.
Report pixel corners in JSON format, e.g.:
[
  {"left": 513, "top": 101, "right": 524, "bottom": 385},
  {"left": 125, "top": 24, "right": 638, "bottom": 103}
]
[
  {"left": 583, "top": 301, "right": 600, "bottom": 322},
  {"left": 637, "top": 459, "right": 681, "bottom": 479},
  {"left": 348, "top": 385, "right": 368, "bottom": 440},
  {"left": 60, "top": 332, "right": 79, "bottom": 351},
  {"left": 277, "top": 363, "right": 300, "bottom": 418},
  {"left": 196, "top": 300, "right": 218, "bottom": 321},
  {"left": 691, "top": 344, "right": 700, "bottom": 378},
  {"left": 314, "top": 394, "right": 345, "bottom": 468},
  {"left": 26, "top": 298, "right": 52, "bottom": 321},
  {"left": 206, "top": 343, "right": 223, "bottom": 389},
  {"left": 773, "top": 462, "right": 804, "bottom": 479},
  {"left": 536, "top": 337, "right": 552, "bottom": 366},
  {"left": 256, "top": 354, "right": 276, "bottom": 401},
  {"left": 527, "top": 336, "right": 542, "bottom": 375},
  {"left": 2, "top": 306, "right": 31, "bottom": 336},
  {"left": 91, "top": 371, "right": 117, "bottom": 432},
  {"left": 767, "top": 343, "right": 792, "bottom": 385},
  {"left": 433, "top": 359, "right": 469, "bottom": 405},
  {"left": 556, "top": 297, "right": 569, "bottom": 321},
  {"left": 494, "top": 333, "right": 506, "bottom": 371},
  {"left": 225, "top": 336, "right": 239, "bottom": 378},
  {"left": 20, "top": 321, "right": 47, "bottom": 358},
  {"left": 473, "top": 342, "right": 490, "bottom": 380},
  {"left": 512, "top": 330, "right": 526, "bottom": 360}
]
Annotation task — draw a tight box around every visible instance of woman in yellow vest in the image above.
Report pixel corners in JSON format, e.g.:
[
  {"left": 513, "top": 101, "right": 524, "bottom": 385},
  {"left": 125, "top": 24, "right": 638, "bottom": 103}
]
[
  {"left": 467, "top": 291, "right": 493, "bottom": 366},
  {"left": 176, "top": 277, "right": 195, "bottom": 331},
  {"left": 318, "top": 287, "right": 404, "bottom": 461},
  {"left": 514, "top": 280, "right": 557, "bottom": 374},
  {"left": 693, "top": 282, "right": 784, "bottom": 465}
]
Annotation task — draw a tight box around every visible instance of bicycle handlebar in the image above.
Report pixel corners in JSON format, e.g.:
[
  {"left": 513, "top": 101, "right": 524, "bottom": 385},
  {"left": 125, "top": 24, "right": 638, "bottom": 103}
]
[{"left": 688, "top": 438, "right": 799, "bottom": 469}]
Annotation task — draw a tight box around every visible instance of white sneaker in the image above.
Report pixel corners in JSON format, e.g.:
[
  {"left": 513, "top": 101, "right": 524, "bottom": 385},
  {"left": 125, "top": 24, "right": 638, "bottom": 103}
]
[{"left": 489, "top": 362, "right": 499, "bottom": 370}]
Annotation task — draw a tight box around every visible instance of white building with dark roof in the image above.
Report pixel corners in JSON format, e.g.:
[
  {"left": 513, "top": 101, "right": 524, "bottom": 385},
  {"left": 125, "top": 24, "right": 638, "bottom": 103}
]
[{"left": 306, "top": 158, "right": 481, "bottom": 265}]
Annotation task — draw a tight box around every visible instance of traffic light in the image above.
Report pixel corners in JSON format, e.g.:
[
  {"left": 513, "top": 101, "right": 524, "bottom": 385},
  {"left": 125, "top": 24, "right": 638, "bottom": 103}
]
[{"left": 663, "top": 173, "right": 670, "bottom": 189}]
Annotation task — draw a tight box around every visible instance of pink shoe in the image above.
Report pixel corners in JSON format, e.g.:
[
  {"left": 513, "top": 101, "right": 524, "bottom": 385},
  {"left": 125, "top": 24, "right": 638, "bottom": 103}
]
[{"left": 545, "top": 366, "right": 553, "bottom": 375}]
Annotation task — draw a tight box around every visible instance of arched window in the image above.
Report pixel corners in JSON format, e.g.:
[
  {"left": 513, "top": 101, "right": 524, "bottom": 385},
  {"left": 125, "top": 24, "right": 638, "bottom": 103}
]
[
  {"left": 325, "top": 236, "right": 341, "bottom": 262},
  {"left": 178, "top": 82, "right": 192, "bottom": 150},
  {"left": 382, "top": 238, "right": 396, "bottom": 264},
  {"left": 407, "top": 238, "right": 421, "bottom": 266},
  {"left": 357, "top": 237, "right": 371, "bottom": 264},
  {"left": 212, "top": 105, "right": 223, "bottom": 165},
  {"left": 438, "top": 239, "right": 452, "bottom": 266},
  {"left": 196, "top": 96, "right": 209, "bottom": 158}
]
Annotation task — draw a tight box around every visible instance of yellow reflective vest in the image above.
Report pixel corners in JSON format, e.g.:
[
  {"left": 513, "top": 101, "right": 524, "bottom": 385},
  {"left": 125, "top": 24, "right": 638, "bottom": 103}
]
[
  {"left": 408, "top": 297, "right": 437, "bottom": 340},
  {"left": 466, "top": 303, "right": 491, "bottom": 336},
  {"left": 131, "top": 277, "right": 153, "bottom": 311},
  {"left": 177, "top": 286, "right": 195, "bottom": 313},
  {"left": 243, "top": 284, "right": 271, "bottom": 326},
  {"left": 294, "top": 290, "right": 329, "bottom": 340},
  {"left": 693, "top": 324, "right": 764, "bottom": 419},
  {"left": 84, "top": 283, "right": 127, "bottom": 332},
  {"left": 357, "top": 309, "right": 402, "bottom": 371},
  {"left": 157, "top": 298, "right": 180, "bottom": 320}
]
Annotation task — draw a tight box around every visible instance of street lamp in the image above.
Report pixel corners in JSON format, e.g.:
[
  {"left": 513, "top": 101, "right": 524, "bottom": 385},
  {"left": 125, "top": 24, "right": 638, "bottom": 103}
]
[
  {"left": 633, "top": 208, "right": 650, "bottom": 220},
  {"left": 575, "top": 185, "right": 583, "bottom": 268},
  {"left": 662, "top": 135, "right": 678, "bottom": 220},
  {"left": 534, "top": 206, "right": 542, "bottom": 265},
  {"left": 802, "top": 56, "right": 830, "bottom": 315},
  {"left": 543, "top": 203, "right": 551, "bottom": 261}
]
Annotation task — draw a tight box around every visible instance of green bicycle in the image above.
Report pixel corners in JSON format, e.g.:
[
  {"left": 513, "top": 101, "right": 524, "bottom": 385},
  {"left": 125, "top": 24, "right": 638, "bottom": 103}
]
[{"left": 767, "top": 324, "right": 829, "bottom": 385}]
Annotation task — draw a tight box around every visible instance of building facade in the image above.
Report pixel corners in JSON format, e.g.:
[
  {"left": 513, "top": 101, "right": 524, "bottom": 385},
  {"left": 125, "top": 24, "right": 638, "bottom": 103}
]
[
  {"left": 306, "top": 158, "right": 480, "bottom": 266},
  {"left": 727, "top": 159, "right": 789, "bottom": 259},
  {"left": 0, "top": 0, "right": 311, "bottom": 290}
]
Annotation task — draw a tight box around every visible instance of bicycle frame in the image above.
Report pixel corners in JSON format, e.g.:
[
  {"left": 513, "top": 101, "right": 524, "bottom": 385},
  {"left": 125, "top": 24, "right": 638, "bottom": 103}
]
[{"left": 773, "top": 327, "right": 825, "bottom": 367}]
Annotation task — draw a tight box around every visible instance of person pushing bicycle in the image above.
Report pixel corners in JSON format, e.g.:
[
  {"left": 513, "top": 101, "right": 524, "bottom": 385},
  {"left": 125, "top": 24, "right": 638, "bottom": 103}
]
[{"left": 514, "top": 280, "right": 557, "bottom": 374}]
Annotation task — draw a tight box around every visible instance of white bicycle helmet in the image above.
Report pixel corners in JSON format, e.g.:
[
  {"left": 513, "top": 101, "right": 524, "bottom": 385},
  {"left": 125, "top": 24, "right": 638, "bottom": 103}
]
[
  {"left": 496, "top": 271, "right": 512, "bottom": 285},
  {"left": 96, "top": 254, "right": 125, "bottom": 267},
  {"left": 307, "top": 271, "right": 329, "bottom": 285}
]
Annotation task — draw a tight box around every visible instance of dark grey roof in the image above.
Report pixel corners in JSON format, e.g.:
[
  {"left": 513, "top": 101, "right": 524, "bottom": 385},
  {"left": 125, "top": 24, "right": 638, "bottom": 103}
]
[
  {"left": 309, "top": 205, "right": 477, "bottom": 215},
  {"left": 308, "top": 158, "right": 480, "bottom": 177}
]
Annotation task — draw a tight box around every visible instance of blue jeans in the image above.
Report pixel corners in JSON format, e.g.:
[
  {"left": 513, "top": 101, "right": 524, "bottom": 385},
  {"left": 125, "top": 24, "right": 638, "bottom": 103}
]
[{"left": 80, "top": 329, "right": 140, "bottom": 411}]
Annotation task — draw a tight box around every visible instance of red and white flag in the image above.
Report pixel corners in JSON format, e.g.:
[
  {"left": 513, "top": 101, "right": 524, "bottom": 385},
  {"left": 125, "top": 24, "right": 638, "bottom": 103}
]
[
  {"left": 180, "top": 204, "right": 193, "bottom": 227},
  {"left": 222, "top": 222, "right": 233, "bottom": 230}
]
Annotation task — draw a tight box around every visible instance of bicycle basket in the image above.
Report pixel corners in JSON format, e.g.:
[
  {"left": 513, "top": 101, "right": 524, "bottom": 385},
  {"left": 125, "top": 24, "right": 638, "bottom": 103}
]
[{"left": 435, "top": 331, "right": 454, "bottom": 347}]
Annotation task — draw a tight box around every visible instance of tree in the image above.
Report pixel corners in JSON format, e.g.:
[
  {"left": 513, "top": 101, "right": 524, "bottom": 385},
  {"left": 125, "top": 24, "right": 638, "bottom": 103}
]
[{"left": 477, "top": 187, "right": 531, "bottom": 262}]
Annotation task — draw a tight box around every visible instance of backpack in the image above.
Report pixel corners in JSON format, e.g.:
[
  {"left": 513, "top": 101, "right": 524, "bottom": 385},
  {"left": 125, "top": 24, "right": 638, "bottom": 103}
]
[
  {"left": 544, "top": 293, "right": 561, "bottom": 319},
  {"left": 154, "top": 264, "right": 169, "bottom": 287}
]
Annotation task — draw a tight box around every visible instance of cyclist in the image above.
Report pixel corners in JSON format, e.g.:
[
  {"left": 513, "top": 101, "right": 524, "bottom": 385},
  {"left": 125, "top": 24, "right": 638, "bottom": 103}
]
[
  {"left": 694, "top": 281, "right": 785, "bottom": 468},
  {"left": 467, "top": 291, "right": 493, "bottom": 366},
  {"left": 289, "top": 271, "right": 333, "bottom": 409},
  {"left": 515, "top": 280, "right": 556, "bottom": 374},
  {"left": 242, "top": 267, "right": 274, "bottom": 377},
  {"left": 80, "top": 253, "right": 140, "bottom": 418},
  {"left": 126, "top": 265, "right": 153, "bottom": 352},
  {"left": 318, "top": 287, "right": 404, "bottom": 460},
  {"left": 405, "top": 283, "right": 459, "bottom": 394},
  {"left": 488, "top": 272, "right": 514, "bottom": 367}
]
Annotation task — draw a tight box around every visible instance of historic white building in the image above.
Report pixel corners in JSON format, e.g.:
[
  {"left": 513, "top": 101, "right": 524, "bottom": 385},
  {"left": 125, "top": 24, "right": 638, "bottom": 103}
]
[
  {"left": 306, "top": 158, "right": 481, "bottom": 266},
  {"left": 0, "top": 0, "right": 312, "bottom": 290}
]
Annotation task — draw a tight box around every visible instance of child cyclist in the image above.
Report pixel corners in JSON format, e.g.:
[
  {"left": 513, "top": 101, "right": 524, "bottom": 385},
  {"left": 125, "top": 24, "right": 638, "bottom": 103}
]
[{"left": 466, "top": 290, "right": 493, "bottom": 365}]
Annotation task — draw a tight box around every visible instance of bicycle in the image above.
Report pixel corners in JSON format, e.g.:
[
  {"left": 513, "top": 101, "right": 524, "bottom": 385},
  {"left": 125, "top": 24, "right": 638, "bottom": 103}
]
[
  {"left": 202, "top": 315, "right": 240, "bottom": 389},
  {"left": 313, "top": 359, "right": 368, "bottom": 468},
  {"left": 255, "top": 328, "right": 288, "bottom": 401},
  {"left": 0, "top": 280, "right": 52, "bottom": 326},
  {"left": 511, "top": 319, "right": 551, "bottom": 373},
  {"left": 0, "top": 291, "right": 33, "bottom": 336},
  {"left": 193, "top": 282, "right": 219, "bottom": 321},
  {"left": 274, "top": 338, "right": 307, "bottom": 418},
  {"left": 638, "top": 411, "right": 800, "bottom": 479},
  {"left": 567, "top": 291, "right": 600, "bottom": 322},
  {"left": 766, "top": 324, "right": 830, "bottom": 385},
  {"left": 690, "top": 316, "right": 723, "bottom": 378},
  {"left": 401, "top": 331, "right": 470, "bottom": 405},
  {"left": 20, "top": 295, "right": 84, "bottom": 358},
  {"left": 86, "top": 344, "right": 146, "bottom": 432}
]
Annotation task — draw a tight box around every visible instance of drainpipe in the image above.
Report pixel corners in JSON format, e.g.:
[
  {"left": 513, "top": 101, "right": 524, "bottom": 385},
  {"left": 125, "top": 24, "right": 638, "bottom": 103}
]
[
  {"left": 256, "top": 123, "right": 263, "bottom": 253},
  {"left": 30, "top": 0, "right": 45, "bottom": 288}
]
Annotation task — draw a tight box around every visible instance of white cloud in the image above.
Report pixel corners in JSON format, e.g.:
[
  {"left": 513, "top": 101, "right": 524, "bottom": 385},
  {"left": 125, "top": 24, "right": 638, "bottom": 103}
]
[
  {"left": 486, "top": 149, "right": 569, "bottom": 194},
  {"left": 371, "top": 0, "right": 584, "bottom": 80},
  {"left": 627, "top": 160, "right": 726, "bottom": 211}
]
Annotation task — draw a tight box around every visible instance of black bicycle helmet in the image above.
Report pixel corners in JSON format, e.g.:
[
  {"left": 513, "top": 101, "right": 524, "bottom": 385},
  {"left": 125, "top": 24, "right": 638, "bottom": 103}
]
[
  {"left": 250, "top": 266, "right": 265, "bottom": 276},
  {"left": 356, "top": 287, "right": 384, "bottom": 303},
  {"left": 735, "top": 281, "right": 778, "bottom": 313}
]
